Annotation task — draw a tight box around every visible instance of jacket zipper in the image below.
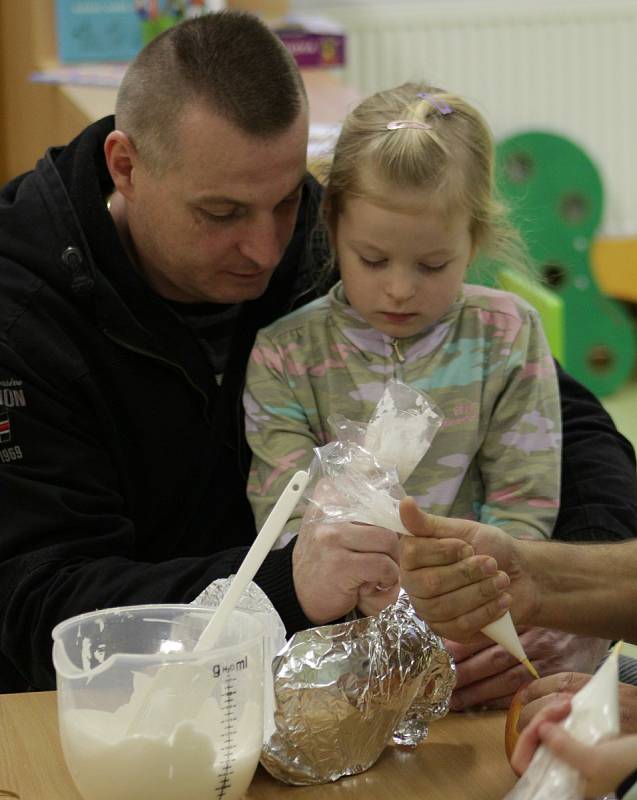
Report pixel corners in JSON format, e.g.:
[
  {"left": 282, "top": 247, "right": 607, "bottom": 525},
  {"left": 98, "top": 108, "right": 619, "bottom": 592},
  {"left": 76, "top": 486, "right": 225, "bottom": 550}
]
[
  {"left": 103, "top": 330, "right": 210, "bottom": 417},
  {"left": 391, "top": 337, "right": 405, "bottom": 381}
]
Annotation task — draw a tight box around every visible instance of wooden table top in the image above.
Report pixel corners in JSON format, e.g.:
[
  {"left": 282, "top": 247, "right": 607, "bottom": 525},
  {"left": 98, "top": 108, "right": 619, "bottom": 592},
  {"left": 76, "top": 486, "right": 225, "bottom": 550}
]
[{"left": 0, "top": 691, "right": 518, "bottom": 799}]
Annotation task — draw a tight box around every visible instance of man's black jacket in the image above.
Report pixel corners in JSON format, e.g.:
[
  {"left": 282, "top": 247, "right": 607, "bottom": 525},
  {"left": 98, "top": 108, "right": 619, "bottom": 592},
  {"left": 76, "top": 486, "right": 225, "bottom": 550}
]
[
  {"left": 0, "top": 117, "right": 322, "bottom": 691},
  {"left": 1, "top": 117, "right": 636, "bottom": 692}
]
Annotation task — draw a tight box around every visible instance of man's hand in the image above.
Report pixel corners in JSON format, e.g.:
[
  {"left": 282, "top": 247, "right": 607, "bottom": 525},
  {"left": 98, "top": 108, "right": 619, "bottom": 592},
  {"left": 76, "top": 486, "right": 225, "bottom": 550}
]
[
  {"left": 447, "top": 629, "right": 611, "bottom": 711},
  {"left": 510, "top": 695, "right": 572, "bottom": 775},
  {"left": 516, "top": 671, "right": 637, "bottom": 735},
  {"left": 398, "top": 497, "right": 538, "bottom": 640},
  {"left": 292, "top": 495, "right": 400, "bottom": 625},
  {"left": 291, "top": 477, "right": 400, "bottom": 623}
]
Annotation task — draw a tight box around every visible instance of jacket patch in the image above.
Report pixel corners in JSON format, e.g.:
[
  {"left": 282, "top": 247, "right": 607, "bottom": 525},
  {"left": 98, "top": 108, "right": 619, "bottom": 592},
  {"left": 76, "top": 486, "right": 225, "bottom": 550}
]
[
  {"left": 0, "top": 381, "right": 25, "bottom": 460},
  {"left": 0, "top": 408, "right": 22, "bottom": 462},
  {"left": 0, "top": 407, "right": 10, "bottom": 443},
  {"left": 0, "top": 378, "right": 26, "bottom": 409}
]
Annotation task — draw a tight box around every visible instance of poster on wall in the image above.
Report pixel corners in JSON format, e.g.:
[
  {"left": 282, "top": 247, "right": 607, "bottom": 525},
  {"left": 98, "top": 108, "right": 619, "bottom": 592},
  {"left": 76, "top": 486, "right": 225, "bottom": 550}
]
[{"left": 55, "top": 1, "right": 222, "bottom": 62}]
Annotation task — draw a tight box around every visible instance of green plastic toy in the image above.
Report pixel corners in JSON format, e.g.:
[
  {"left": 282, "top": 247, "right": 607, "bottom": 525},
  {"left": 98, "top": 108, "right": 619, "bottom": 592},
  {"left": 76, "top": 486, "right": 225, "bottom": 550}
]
[{"left": 476, "top": 132, "right": 635, "bottom": 397}]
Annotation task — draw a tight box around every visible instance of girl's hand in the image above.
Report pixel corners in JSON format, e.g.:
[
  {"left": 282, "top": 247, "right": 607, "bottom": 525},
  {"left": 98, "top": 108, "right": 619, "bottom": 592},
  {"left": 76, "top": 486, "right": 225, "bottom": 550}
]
[
  {"left": 446, "top": 630, "right": 609, "bottom": 712},
  {"left": 512, "top": 696, "right": 637, "bottom": 799},
  {"left": 537, "top": 727, "right": 637, "bottom": 799}
]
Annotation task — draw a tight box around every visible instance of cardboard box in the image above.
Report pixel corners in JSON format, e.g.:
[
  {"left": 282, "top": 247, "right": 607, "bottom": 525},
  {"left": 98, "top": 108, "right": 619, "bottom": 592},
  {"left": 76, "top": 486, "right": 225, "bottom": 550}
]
[{"left": 273, "top": 15, "right": 346, "bottom": 69}]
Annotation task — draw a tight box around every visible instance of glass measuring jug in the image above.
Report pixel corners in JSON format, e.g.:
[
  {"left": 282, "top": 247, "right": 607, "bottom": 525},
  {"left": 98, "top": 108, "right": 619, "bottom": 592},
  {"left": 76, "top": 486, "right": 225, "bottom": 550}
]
[{"left": 52, "top": 604, "right": 264, "bottom": 800}]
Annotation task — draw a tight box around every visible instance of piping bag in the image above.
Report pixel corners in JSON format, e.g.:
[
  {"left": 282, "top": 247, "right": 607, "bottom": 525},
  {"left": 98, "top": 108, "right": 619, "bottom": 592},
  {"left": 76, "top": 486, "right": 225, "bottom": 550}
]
[
  {"left": 504, "top": 641, "right": 622, "bottom": 799},
  {"left": 482, "top": 615, "right": 539, "bottom": 680},
  {"left": 323, "top": 379, "right": 539, "bottom": 681}
]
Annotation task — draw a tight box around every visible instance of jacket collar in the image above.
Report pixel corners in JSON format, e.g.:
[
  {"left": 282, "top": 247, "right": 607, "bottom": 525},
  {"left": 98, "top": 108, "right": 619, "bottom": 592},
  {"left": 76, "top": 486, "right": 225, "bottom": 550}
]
[{"left": 327, "top": 281, "right": 464, "bottom": 362}]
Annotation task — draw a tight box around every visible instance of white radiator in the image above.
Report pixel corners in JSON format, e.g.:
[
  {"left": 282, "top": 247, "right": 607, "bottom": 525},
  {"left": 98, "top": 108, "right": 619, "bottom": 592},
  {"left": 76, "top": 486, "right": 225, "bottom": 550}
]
[{"left": 308, "top": 1, "right": 637, "bottom": 237}]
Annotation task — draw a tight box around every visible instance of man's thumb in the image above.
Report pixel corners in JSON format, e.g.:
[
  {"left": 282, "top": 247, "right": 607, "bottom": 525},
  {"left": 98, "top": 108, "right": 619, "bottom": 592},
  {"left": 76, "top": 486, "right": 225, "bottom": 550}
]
[{"left": 399, "top": 497, "right": 473, "bottom": 542}]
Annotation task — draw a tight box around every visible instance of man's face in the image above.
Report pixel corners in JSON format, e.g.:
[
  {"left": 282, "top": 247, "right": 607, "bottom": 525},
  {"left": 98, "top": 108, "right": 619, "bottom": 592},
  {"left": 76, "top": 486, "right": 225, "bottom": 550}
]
[{"left": 124, "top": 103, "right": 309, "bottom": 304}]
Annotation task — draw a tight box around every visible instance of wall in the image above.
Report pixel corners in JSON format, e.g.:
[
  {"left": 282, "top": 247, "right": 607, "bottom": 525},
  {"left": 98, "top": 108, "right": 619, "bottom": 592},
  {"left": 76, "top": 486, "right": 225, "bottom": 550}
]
[
  {"left": 0, "top": 2, "right": 7, "bottom": 181},
  {"left": 294, "top": 0, "right": 637, "bottom": 238},
  {"left": 3, "top": 0, "right": 636, "bottom": 232},
  {"left": 0, "top": 1, "right": 293, "bottom": 184},
  {"left": 0, "top": 0, "right": 95, "bottom": 182}
]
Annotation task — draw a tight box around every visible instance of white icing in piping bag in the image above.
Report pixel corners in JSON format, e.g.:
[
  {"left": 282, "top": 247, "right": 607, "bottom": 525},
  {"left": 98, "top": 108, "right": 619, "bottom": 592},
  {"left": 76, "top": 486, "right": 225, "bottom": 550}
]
[{"left": 482, "top": 613, "right": 539, "bottom": 679}]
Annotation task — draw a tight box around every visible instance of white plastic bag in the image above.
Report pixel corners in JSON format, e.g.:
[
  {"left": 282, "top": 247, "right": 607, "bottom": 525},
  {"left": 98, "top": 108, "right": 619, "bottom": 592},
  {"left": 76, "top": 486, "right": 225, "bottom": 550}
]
[{"left": 363, "top": 379, "right": 442, "bottom": 482}]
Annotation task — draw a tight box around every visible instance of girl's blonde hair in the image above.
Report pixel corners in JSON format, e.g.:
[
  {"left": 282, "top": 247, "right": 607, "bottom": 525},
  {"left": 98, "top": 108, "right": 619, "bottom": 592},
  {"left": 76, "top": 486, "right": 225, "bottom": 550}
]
[{"left": 321, "top": 81, "right": 528, "bottom": 275}]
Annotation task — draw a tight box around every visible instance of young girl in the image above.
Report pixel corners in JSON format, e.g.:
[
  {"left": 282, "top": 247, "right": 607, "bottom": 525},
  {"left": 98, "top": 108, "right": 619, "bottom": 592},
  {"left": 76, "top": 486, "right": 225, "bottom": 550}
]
[{"left": 243, "top": 81, "right": 561, "bottom": 545}]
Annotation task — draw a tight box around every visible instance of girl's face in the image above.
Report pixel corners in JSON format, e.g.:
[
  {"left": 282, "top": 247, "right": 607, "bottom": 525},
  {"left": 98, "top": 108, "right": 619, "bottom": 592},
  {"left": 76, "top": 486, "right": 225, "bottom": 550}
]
[{"left": 335, "top": 192, "right": 475, "bottom": 339}]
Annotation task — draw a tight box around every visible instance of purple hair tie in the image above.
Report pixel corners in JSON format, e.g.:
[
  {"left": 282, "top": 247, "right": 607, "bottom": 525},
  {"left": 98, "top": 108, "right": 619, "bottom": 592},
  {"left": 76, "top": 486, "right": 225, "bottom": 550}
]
[{"left": 416, "top": 92, "right": 453, "bottom": 115}]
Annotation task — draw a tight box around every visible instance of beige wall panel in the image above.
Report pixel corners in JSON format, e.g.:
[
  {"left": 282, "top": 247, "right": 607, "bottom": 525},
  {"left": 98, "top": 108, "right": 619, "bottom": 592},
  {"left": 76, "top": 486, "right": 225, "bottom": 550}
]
[{"left": 0, "top": 0, "right": 86, "bottom": 182}]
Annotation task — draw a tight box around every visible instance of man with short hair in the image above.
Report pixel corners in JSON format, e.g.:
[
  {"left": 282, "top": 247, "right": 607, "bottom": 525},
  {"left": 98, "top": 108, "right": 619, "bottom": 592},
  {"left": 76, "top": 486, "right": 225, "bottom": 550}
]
[
  {"left": 0, "top": 11, "right": 636, "bottom": 696},
  {"left": 0, "top": 11, "right": 397, "bottom": 692}
]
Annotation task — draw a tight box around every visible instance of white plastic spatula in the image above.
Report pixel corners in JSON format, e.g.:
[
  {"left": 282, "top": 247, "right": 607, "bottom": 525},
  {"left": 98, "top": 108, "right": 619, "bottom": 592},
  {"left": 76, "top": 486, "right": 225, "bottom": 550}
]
[
  {"left": 126, "top": 469, "right": 309, "bottom": 736},
  {"left": 193, "top": 469, "right": 310, "bottom": 654}
]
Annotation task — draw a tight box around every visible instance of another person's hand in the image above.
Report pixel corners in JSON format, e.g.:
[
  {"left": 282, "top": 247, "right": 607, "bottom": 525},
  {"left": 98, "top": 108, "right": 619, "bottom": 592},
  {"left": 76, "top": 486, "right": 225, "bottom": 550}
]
[
  {"left": 447, "top": 629, "right": 610, "bottom": 711},
  {"left": 292, "top": 481, "right": 400, "bottom": 623},
  {"left": 517, "top": 671, "right": 637, "bottom": 735},
  {"left": 398, "top": 498, "right": 538, "bottom": 641},
  {"left": 510, "top": 695, "right": 571, "bottom": 774},
  {"left": 512, "top": 696, "right": 637, "bottom": 798}
]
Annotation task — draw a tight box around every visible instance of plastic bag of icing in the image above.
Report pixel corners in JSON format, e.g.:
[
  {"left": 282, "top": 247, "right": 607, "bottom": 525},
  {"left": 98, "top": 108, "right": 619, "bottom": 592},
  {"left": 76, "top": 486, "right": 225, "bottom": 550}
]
[
  {"left": 303, "top": 381, "right": 442, "bottom": 533},
  {"left": 504, "top": 645, "right": 621, "bottom": 800},
  {"left": 303, "top": 440, "right": 411, "bottom": 534},
  {"left": 329, "top": 380, "right": 442, "bottom": 483}
]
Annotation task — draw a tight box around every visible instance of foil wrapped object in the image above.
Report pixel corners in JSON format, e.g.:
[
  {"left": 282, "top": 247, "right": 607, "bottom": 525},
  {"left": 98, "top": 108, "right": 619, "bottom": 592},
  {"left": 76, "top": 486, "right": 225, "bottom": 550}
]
[
  {"left": 190, "top": 577, "right": 286, "bottom": 661},
  {"left": 261, "top": 591, "right": 456, "bottom": 785}
]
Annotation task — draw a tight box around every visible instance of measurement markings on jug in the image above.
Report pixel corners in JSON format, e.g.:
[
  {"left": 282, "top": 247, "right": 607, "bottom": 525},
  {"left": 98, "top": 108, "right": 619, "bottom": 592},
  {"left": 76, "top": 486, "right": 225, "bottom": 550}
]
[{"left": 216, "top": 674, "right": 239, "bottom": 799}]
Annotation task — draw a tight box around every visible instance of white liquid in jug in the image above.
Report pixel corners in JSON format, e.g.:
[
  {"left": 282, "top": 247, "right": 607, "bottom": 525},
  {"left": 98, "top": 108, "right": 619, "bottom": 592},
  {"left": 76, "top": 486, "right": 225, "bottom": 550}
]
[{"left": 60, "top": 684, "right": 261, "bottom": 800}]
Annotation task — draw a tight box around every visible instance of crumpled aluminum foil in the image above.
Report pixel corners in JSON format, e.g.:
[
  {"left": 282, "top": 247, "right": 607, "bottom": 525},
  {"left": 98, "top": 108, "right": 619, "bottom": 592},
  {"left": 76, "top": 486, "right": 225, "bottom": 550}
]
[
  {"left": 260, "top": 590, "right": 456, "bottom": 785},
  {"left": 190, "top": 577, "right": 286, "bottom": 646}
]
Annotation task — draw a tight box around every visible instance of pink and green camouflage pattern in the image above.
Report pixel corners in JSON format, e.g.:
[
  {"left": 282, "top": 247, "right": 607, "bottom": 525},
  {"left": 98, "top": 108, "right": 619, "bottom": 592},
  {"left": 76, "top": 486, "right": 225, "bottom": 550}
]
[{"left": 244, "top": 282, "right": 561, "bottom": 541}]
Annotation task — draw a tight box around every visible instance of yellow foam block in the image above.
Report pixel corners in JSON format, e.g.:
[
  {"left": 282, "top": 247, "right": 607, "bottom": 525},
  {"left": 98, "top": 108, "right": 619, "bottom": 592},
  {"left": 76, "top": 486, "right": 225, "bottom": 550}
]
[{"left": 591, "top": 237, "right": 637, "bottom": 303}]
